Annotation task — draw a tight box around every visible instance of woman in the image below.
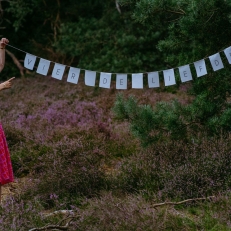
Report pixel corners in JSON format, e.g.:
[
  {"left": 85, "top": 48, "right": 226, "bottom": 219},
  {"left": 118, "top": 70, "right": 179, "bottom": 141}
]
[{"left": 0, "top": 37, "right": 15, "bottom": 202}]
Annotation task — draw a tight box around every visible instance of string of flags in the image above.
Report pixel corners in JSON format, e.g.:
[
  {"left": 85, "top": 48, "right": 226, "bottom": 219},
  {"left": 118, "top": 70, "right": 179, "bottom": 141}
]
[{"left": 7, "top": 44, "right": 231, "bottom": 89}]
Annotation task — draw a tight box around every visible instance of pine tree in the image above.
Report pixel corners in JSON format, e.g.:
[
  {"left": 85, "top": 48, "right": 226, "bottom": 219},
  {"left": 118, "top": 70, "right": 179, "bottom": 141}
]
[{"left": 113, "top": 0, "right": 231, "bottom": 146}]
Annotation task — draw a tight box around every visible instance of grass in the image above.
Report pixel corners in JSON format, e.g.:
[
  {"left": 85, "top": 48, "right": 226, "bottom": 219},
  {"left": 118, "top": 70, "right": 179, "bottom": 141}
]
[{"left": 0, "top": 74, "right": 231, "bottom": 230}]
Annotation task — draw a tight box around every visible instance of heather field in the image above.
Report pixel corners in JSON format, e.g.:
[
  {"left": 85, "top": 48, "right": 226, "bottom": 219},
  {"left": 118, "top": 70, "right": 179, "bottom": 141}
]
[{"left": 1, "top": 75, "right": 231, "bottom": 230}]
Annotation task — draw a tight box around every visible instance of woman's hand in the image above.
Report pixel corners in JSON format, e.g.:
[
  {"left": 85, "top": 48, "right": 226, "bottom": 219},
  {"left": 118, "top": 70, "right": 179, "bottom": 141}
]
[
  {"left": 0, "top": 38, "right": 9, "bottom": 49},
  {"left": 1, "top": 77, "right": 15, "bottom": 90}
]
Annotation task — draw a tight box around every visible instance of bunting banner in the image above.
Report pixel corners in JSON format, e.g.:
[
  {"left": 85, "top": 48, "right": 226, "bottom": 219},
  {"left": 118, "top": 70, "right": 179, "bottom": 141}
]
[
  {"left": 99, "top": 72, "right": 111, "bottom": 89},
  {"left": 8, "top": 44, "right": 231, "bottom": 89},
  {"left": 194, "top": 59, "right": 207, "bottom": 77},
  {"left": 36, "top": 58, "right": 50, "bottom": 76},
  {"left": 85, "top": 70, "right": 96, "bottom": 87},
  {"left": 67, "top": 67, "right": 80, "bottom": 84},
  {"left": 209, "top": 53, "right": 224, "bottom": 71},
  {"left": 148, "top": 72, "right": 159, "bottom": 88},
  {"left": 179, "top": 65, "right": 192, "bottom": 83},
  {"left": 116, "top": 74, "right": 127, "bottom": 89},
  {"left": 52, "top": 63, "right": 65, "bottom": 80},
  {"left": 132, "top": 73, "right": 143, "bottom": 89},
  {"left": 163, "top": 69, "right": 176, "bottom": 86}
]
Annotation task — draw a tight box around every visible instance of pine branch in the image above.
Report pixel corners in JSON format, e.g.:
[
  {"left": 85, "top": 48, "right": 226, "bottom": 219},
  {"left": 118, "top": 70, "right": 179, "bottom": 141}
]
[{"left": 165, "top": 9, "right": 185, "bottom": 15}]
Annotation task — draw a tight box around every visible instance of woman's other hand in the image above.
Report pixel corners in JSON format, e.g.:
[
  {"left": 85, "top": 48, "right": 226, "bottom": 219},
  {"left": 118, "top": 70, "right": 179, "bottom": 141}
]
[{"left": 1, "top": 77, "right": 15, "bottom": 90}]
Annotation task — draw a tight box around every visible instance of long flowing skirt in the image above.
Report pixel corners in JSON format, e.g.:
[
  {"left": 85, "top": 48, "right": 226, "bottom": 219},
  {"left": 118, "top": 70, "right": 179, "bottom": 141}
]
[{"left": 0, "top": 123, "right": 14, "bottom": 185}]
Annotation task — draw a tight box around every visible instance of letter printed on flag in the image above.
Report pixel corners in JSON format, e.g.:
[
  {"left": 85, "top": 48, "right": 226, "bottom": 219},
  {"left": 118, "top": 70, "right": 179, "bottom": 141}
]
[
  {"left": 179, "top": 65, "right": 193, "bottom": 82},
  {"left": 52, "top": 63, "right": 65, "bottom": 80},
  {"left": 194, "top": 59, "right": 207, "bottom": 77},
  {"left": 209, "top": 53, "right": 224, "bottom": 71},
  {"left": 36, "top": 58, "right": 51, "bottom": 76},
  {"left": 163, "top": 69, "right": 176, "bottom": 86},
  {"left": 99, "top": 72, "right": 111, "bottom": 89},
  {"left": 85, "top": 70, "right": 96, "bottom": 86},
  {"left": 67, "top": 67, "right": 80, "bottom": 84},
  {"left": 224, "top": 46, "right": 231, "bottom": 64},
  {"left": 148, "top": 72, "right": 159, "bottom": 88},
  {"left": 132, "top": 73, "right": 143, "bottom": 89},
  {"left": 24, "top": 53, "right": 36, "bottom": 70},
  {"left": 116, "top": 74, "right": 127, "bottom": 89}
]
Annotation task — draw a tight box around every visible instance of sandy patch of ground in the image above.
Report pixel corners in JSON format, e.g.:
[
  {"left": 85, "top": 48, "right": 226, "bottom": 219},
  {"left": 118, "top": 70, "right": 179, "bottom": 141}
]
[
  {"left": 1, "top": 182, "right": 17, "bottom": 201},
  {"left": 1, "top": 178, "right": 27, "bottom": 201}
]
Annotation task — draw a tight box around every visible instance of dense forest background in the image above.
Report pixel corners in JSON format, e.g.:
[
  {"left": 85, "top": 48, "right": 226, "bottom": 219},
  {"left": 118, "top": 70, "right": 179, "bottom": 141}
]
[
  {"left": 1, "top": 0, "right": 231, "bottom": 230},
  {"left": 3, "top": 0, "right": 231, "bottom": 141},
  {"left": 1, "top": 0, "right": 165, "bottom": 76},
  {"left": 3, "top": 0, "right": 231, "bottom": 74}
]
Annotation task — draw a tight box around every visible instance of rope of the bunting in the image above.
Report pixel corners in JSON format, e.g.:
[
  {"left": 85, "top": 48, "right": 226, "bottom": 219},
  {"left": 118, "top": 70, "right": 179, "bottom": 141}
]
[{"left": 5, "top": 43, "right": 230, "bottom": 75}]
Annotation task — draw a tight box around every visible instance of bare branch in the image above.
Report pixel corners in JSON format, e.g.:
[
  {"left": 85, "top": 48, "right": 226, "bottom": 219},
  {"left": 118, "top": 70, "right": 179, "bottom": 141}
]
[
  {"left": 115, "top": 0, "right": 121, "bottom": 14},
  {"left": 44, "top": 210, "right": 75, "bottom": 218},
  {"left": 204, "top": 11, "right": 215, "bottom": 24},
  {"left": 150, "top": 196, "right": 216, "bottom": 208},
  {"left": 5, "top": 49, "right": 31, "bottom": 77},
  {"left": 28, "top": 217, "right": 75, "bottom": 231},
  {"left": 29, "top": 210, "right": 79, "bottom": 231},
  {"left": 29, "top": 223, "right": 69, "bottom": 231}
]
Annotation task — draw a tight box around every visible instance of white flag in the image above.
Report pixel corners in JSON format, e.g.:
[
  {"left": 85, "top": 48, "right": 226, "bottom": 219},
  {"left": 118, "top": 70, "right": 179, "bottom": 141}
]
[
  {"left": 148, "top": 72, "right": 159, "bottom": 88},
  {"left": 52, "top": 63, "right": 65, "bottom": 80},
  {"left": 179, "top": 65, "right": 192, "bottom": 82},
  {"left": 67, "top": 67, "right": 80, "bottom": 84},
  {"left": 194, "top": 59, "right": 207, "bottom": 77},
  {"left": 132, "top": 73, "right": 143, "bottom": 89},
  {"left": 36, "top": 58, "right": 50, "bottom": 76},
  {"left": 163, "top": 69, "right": 176, "bottom": 86},
  {"left": 85, "top": 70, "right": 96, "bottom": 86},
  {"left": 99, "top": 72, "right": 111, "bottom": 89},
  {"left": 209, "top": 53, "right": 224, "bottom": 71},
  {"left": 224, "top": 46, "right": 231, "bottom": 64},
  {"left": 116, "top": 74, "right": 127, "bottom": 89},
  {"left": 24, "top": 53, "right": 36, "bottom": 70}
]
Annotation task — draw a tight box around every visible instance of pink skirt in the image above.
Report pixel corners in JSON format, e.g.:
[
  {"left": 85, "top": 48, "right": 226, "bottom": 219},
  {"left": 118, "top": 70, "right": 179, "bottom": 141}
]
[{"left": 0, "top": 124, "right": 14, "bottom": 185}]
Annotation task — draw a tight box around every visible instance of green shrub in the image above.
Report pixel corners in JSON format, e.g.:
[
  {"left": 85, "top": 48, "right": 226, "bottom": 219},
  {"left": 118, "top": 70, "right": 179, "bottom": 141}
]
[{"left": 114, "top": 137, "right": 231, "bottom": 199}]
